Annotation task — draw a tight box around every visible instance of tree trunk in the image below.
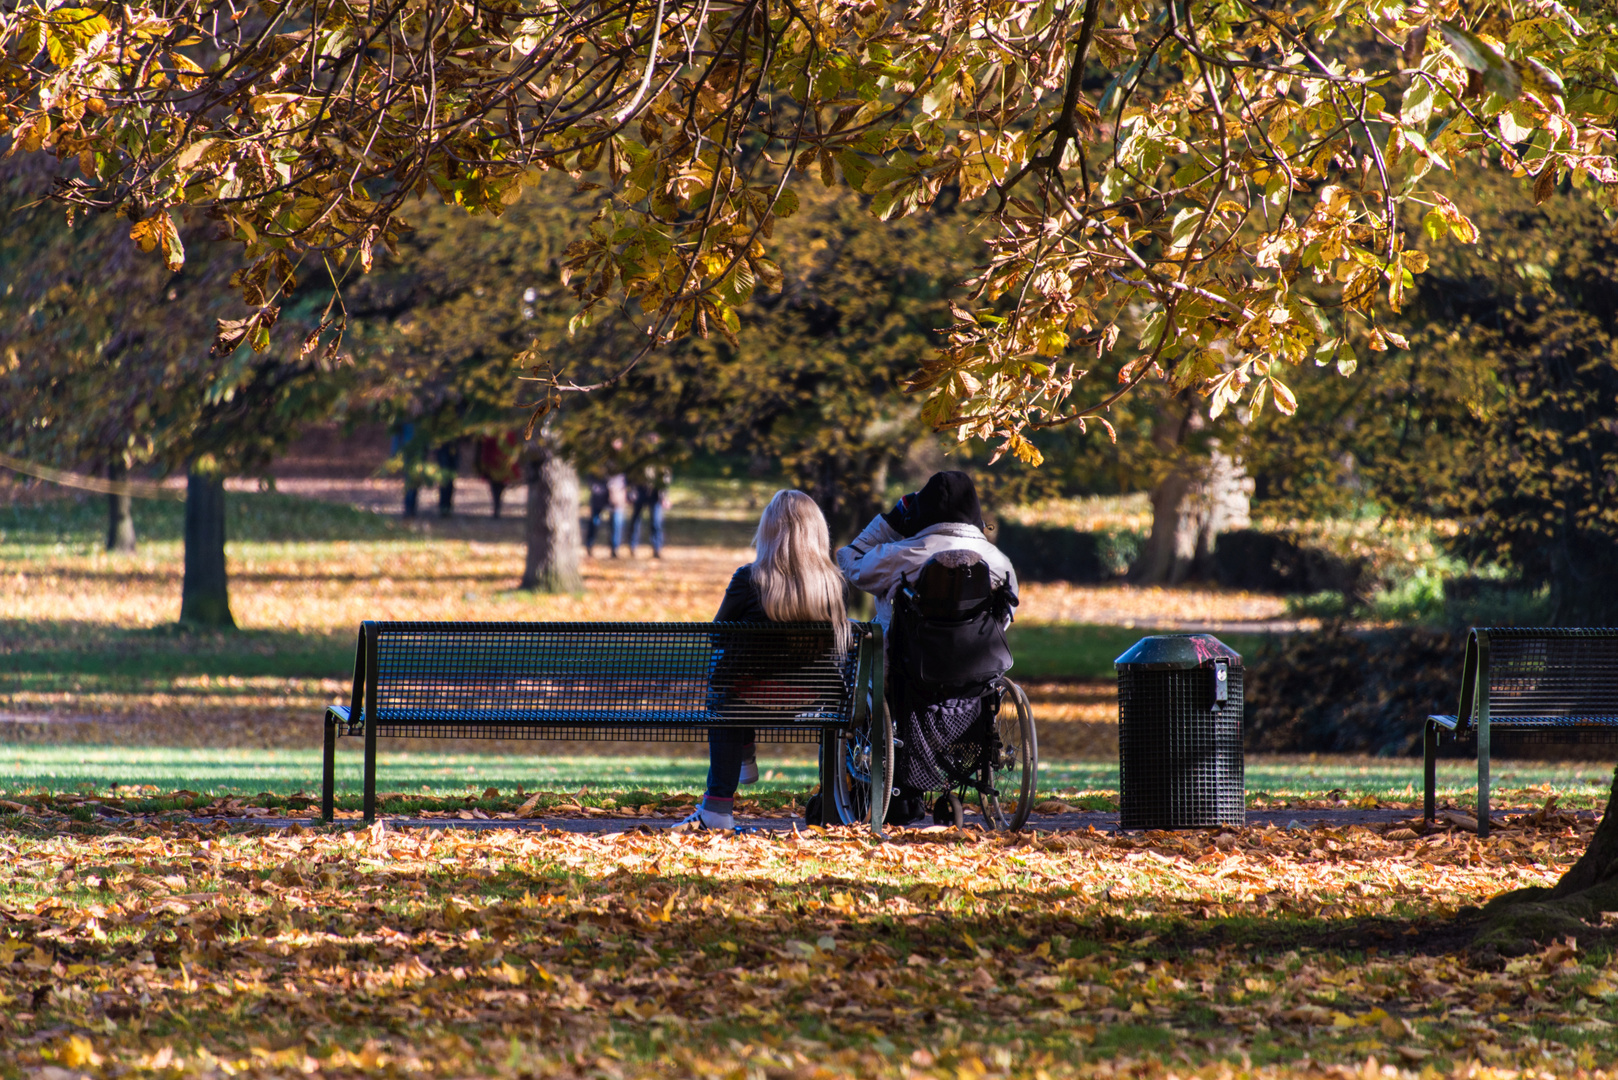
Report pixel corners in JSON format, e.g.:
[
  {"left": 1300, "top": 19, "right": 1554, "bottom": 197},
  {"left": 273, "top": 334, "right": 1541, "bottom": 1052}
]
[
  {"left": 520, "top": 446, "right": 583, "bottom": 592},
  {"left": 807, "top": 453, "right": 888, "bottom": 545},
  {"left": 1198, "top": 447, "right": 1254, "bottom": 560},
  {"left": 435, "top": 442, "right": 459, "bottom": 518},
  {"left": 1132, "top": 396, "right": 1251, "bottom": 585},
  {"left": 180, "top": 467, "right": 236, "bottom": 628},
  {"left": 106, "top": 459, "right": 137, "bottom": 553},
  {"left": 1134, "top": 468, "right": 1198, "bottom": 586},
  {"left": 1473, "top": 766, "right": 1618, "bottom": 956}
]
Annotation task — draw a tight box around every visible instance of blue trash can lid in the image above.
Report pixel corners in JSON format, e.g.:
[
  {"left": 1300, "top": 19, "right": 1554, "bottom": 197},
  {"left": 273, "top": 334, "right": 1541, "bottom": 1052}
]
[{"left": 1114, "top": 633, "right": 1242, "bottom": 670}]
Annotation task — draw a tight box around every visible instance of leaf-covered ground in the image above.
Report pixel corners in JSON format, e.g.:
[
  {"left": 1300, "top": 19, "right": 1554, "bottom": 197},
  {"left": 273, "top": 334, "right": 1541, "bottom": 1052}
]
[{"left": 4, "top": 807, "right": 1618, "bottom": 1080}]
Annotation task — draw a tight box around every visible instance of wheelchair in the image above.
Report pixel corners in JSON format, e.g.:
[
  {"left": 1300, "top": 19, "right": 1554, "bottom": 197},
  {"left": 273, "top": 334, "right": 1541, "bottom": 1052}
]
[{"left": 824, "top": 553, "right": 1038, "bottom": 833}]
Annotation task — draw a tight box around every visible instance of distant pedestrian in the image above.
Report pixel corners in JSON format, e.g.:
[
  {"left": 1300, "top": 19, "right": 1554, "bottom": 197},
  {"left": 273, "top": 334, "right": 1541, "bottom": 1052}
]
[
  {"left": 390, "top": 422, "right": 421, "bottom": 518},
  {"left": 585, "top": 475, "right": 610, "bottom": 556},
  {"left": 474, "top": 432, "right": 523, "bottom": 519},
  {"left": 434, "top": 441, "right": 461, "bottom": 518},
  {"left": 604, "top": 471, "right": 630, "bottom": 556},
  {"left": 630, "top": 465, "right": 672, "bottom": 558}
]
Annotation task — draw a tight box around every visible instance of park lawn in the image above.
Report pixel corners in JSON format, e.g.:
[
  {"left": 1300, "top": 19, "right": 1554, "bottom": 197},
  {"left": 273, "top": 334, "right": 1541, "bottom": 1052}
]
[
  {"left": 1, "top": 487, "right": 1288, "bottom": 636},
  {"left": 1007, "top": 623, "right": 1269, "bottom": 680},
  {"left": 0, "top": 747, "right": 1613, "bottom": 815},
  {"left": 0, "top": 620, "right": 1230, "bottom": 719},
  {"left": 0, "top": 813, "right": 1614, "bottom": 1078},
  {"left": 1, "top": 489, "right": 1291, "bottom": 752}
]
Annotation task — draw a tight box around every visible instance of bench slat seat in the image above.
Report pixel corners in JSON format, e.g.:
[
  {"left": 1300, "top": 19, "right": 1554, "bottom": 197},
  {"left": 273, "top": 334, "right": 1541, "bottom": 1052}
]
[
  {"left": 1425, "top": 627, "right": 1618, "bottom": 836},
  {"left": 1429, "top": 712, "right": 1618, "bottom": 731},
  {"left": 328, "top": 705, "right": 850, "bottom": 731},
  {"left": 323, "top": 620, "right": 882, "bottom": 826}
]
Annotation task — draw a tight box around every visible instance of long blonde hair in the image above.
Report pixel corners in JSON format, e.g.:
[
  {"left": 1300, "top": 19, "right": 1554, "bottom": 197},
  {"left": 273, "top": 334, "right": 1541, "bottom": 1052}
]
[{"left": 752, "top": 490, "right": 850, "bottom": 654}]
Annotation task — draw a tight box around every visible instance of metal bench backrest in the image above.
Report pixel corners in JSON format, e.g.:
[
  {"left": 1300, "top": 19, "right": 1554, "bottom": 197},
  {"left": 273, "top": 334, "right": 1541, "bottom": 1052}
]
[
  {"left": 350, "top": 620, "right": 872, "bottom": 735},
  {"left": 1461, "top": 628, "right": 1618, "bottom": 724}
]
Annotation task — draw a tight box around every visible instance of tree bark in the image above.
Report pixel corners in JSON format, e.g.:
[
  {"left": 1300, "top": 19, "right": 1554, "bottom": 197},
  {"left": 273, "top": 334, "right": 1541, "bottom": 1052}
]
[
  {"left": 1199, "top": 446, "right": 1254, "bottom": 558},
  {"left": 521, "top": 446, "right": 583, "bottom": 592},
  {"left": 1549, "top": 772, "right": 1618, "bottom": 901},
  {"left": 180, "top": 467, "right": 236, "bottom": 628},
  {"left": 1473, "top": 765, "right": 1618, "bottom": 956},
  {"left": 1132, "top": 397, "right": 1251, "bottom": 585},
  {"left": 106, "top": 459, "right": 137, "bottom": 553},
  {"left": 1133, "top": 477, "right": 1185, "bottom": 584}
]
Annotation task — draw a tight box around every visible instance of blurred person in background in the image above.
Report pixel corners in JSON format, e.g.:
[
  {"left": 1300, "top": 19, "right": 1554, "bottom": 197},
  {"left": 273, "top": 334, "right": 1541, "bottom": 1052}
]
[
  {"left": 474, "top": 432, "right": 524, "bottom": 519},
  {"left": 630, "top": 463, "right": 672, "bottom": 558}
]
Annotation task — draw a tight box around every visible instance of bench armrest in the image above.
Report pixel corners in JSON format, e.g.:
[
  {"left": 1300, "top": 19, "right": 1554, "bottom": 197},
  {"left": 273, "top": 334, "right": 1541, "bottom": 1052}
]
[{"left": 1427, "top": 713, "right": 1461, "bottom": 732}]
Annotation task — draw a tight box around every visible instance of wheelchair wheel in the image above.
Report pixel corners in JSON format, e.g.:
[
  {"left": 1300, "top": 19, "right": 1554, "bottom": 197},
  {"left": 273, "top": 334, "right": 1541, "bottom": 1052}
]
[
  {"left": 980, "top": 676, "right": 1037, "bottom": 832},
  {"left": 830, "top": 693, "right": 894, "bottom": 834},
  {"left": 933, "top": 792, "right": 965, "bottom": 827}
]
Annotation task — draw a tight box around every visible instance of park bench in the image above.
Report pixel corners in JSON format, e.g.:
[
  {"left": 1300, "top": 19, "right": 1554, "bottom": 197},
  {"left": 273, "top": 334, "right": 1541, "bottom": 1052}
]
[
  {"left": 1425, "top": 627, "right": 1618, "bottom": 837},
  {"left": 321, "top": 620, "right": 887, "bottom": 832}
]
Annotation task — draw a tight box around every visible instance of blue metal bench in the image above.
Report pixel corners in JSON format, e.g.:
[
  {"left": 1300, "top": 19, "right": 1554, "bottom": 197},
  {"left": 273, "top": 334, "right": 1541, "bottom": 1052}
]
[
  {"left": 1425, "top": 627, "right": 1618, "bottom": 836},
  {"left": 321, "top": 620, "right": 890, "bottom": 832}
]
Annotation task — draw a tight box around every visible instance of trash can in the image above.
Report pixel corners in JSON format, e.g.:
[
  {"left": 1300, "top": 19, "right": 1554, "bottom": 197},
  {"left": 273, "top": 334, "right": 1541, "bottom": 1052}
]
[{"left": 1115, "top": 634, "right": 1244, "bottom": 829}]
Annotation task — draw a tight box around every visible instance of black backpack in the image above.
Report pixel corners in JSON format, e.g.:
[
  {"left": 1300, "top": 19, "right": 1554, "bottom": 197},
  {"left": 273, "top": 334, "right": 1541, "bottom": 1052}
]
[{"left": 893, "top": 550, "right": 1015, "bottom": 688}]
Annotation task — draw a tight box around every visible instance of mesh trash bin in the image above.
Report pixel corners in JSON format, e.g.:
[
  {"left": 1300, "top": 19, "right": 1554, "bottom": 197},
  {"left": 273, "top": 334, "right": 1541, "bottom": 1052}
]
[{"left": 1115, "top": 634, "right": 1244, "bottom": 829}]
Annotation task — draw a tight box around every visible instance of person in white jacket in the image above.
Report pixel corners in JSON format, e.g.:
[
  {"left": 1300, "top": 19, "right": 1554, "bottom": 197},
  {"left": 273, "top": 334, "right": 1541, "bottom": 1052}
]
[{"left": 836, "top": 470, "right": 1018, "bottom": 631}]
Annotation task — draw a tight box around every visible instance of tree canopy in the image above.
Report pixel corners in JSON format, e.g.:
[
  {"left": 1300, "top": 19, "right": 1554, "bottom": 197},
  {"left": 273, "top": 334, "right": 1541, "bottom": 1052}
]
[
  {"left": 1236, "top": 161, "right": 1618, "bottom": 621},
  {"left": 344, "top": 173, "right": 997, "bottom": 538},
  {"left": 4, "top": 0, "right": 1614, "bottom": 458},
  {"left": 0, "top": 155, "right": 347, "bottom": 482}
]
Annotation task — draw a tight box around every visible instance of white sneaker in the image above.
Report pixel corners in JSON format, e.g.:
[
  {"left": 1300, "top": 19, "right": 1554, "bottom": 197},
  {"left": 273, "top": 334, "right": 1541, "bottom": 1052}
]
[
  {"left": 738, "top": 756, "right": 759, "bottom": 786},
  {"left": 673, "top": 807, "right": 735, "bottom": 831}
]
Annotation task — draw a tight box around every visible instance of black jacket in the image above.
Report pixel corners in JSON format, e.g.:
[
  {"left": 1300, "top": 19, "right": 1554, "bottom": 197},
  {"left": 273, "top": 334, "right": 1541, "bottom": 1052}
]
[{"left": 715, "top": 564, "right": 768, "bottom": 623}]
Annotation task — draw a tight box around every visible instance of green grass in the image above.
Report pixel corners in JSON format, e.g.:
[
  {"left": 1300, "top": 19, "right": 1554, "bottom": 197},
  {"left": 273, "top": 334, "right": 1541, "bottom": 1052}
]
[
  {"left": 0, "top": 489, "right": 404, "bottom": 555},
  {"left": 0, "top": 747, "right": 794, "bottom": 798},
  {"left": 1038, "top": 758, "right": 1616, "bottom": 806},
  {"left": 1007, "top": 623, "right": 1269, "bottom": 679},
  {"left": 3, "top": 622, "right": 353, "bottom": 683},
  {"left": 1, "top": 746, "right": 1610, "bottom": 809},
  {"left": 0, "top": 621, "right": 1238, "bottom": 700}
]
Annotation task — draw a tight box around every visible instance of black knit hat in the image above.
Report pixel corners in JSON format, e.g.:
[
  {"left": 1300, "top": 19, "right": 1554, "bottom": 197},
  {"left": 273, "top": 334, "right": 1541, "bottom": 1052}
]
[{"left": 883, "top": 471, "right": 984, "bottom": 537}]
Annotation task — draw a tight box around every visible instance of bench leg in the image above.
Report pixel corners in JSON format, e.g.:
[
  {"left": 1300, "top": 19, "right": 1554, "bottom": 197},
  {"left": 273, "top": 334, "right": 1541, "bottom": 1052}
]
[
  {"left": 1423, "top": 720, "right": 1438, "bottom": 824},
  {"left": 322, "top": 712, "right": 337, "bottom": 823},
  {"left": 1477, "top": 724, "right": 1490, "bottom": 839},
  {"left": 363, "top": 716, "right": 378, "bottom": 824},
  {"left": 818, "top": 729, "right": 836, "bottom": 820}
]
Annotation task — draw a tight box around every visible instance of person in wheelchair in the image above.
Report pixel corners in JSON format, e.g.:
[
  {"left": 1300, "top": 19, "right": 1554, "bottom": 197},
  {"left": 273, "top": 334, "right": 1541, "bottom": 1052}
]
[{"left": 837, "top": 471, "right": 1019, "bottom": 824}]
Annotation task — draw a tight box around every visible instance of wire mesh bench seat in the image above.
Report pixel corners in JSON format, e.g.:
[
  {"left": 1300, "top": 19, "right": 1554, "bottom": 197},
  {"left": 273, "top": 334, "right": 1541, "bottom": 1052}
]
[
  {"left": 1425, "top": 627, "right": 1618, "bottom": 836},
  {"left": 321, "top": 620, "right": 883, "bottom": 826}
]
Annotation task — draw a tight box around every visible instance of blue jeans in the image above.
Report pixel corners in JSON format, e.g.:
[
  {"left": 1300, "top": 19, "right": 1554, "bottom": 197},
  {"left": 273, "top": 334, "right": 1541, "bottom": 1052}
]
[
  {"left": 702, "top": 728, "right": 755, "bottom": 813},
  {"left": 586, "top": 507, "right": 626, "bottom": 555},
  {"left": 391, "top": 425, "right": 420, "bottom": 517},
  {"left": 630, "top": 499, "right": 664, "bottom": 555}
]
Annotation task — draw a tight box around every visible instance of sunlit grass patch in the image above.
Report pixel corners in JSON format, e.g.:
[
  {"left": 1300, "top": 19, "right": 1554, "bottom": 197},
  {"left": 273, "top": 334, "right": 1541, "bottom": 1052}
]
[
  {"left": 0, "top": 747, "right": 1611, "bottom": 815},
  {"left": 0, "top": 748, "right": 813, "bottom": 817},
  {"left": 0, "top": 489, "right": 405, "bottom": 555}
]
